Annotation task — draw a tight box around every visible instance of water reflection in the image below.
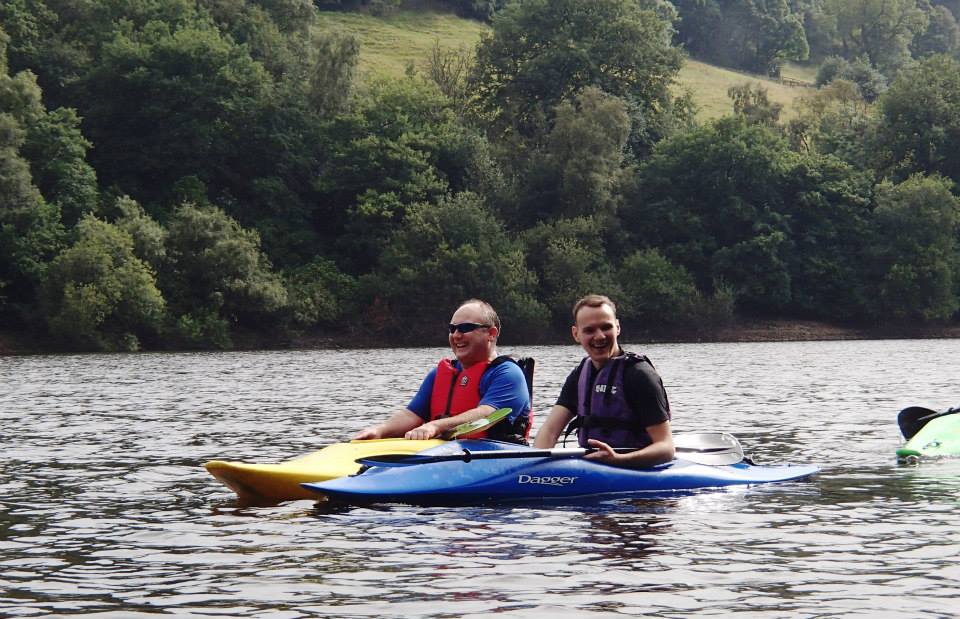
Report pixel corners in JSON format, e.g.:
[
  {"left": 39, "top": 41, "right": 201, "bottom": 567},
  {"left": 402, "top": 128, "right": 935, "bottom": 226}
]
[{"left": 2, "top": 340, "right": 959, "bottom": 617}]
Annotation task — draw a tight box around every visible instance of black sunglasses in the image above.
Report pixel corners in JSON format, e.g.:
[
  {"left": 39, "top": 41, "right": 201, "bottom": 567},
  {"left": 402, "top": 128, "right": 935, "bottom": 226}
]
[{"left": 448, "top": 322, "right": 491, "bottom": 334}]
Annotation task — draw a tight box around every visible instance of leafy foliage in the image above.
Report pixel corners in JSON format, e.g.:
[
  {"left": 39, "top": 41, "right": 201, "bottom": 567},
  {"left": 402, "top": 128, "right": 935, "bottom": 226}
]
[
  {"left": 0, "top": 35, "right": 65, "bottom": 324},
  {"left": 875, "top": 55, "right": 960, "bottom": 185},
  {"left": 522, "top": 216, "right": 622, "bottom": 326},
  {"left": 673, "top": 0, "right": 809, "bottom": 75},
  {"left": 728, "top": 83, "right": 783, "bottom": 125},
  {"left": 617, "top": 249, "right": 699, "bottom": 326},
  {"left": 872, "top": 175, "right": 960, "bottom": 321},
  {"left": 283, "top": 257, "right": 357, "bottom": 328},
  {"left": 3, "top": 2, "right": 960, "bottom": 350},
  {"left": 80, "top": 17, "right": 275, "bottom": 206},
  {"left": 41, "top": 216, "right": 165, "bottom": 351},
  {"left": 319, "top": 77, "right": 489, "bottom": 272},
  {"left": 163, "top": 203, "right": 288, "bottom": 332},
  {"left": 469, "top": 0, "right": 687, "bottom": 152},
  {"left": 818, "top": 0, "right": 928, "bottom": 74},
  {"left": 363, "top": 192, "right": 547, "bottom": 341},
  {"left": 814, "top": 56, "right": 888, "bottom": 102}
]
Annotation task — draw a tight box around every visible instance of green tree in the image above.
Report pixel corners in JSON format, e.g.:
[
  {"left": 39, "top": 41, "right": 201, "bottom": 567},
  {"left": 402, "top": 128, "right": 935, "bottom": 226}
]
[
  {"left": 522, "top": 216, "right": 621, "bottom": 326},
  {"left": 712, "top": 227, "right": 793, "bottom": 313},
  {"left": 788, "top": 79, "right": 875, "bottom": 168},
  {"left": 875, "top": 54, "right": 960, "bottom": 184},
  {"left": 113, "top": 196, "right": 167, "bottom": 271},
  {"left": 546, "top": 88, "right": 631, "bottom": 219},
  {"left": 20, "top": 107, "right": 98, "bottom": 227},
  {"left": 625, "top": 115, "right": 877, "bottom": 319},
  {"left": 41, "top": 215, "right": 165, "bottom": 351},
  {"left": 673, "top": 0, "right": 809, "bottom": 75},
  {"left": 624, "top": 117, "right": 798, "bottom": 294},
  {"left": 308, "top": 29, "right": 359, "bottom": 115},
  {"left": 80, "top": 18, "right": 275, "bottom": 206},
  {"left": 363, "top": 192, "right": 546, "bottom": 342},
  {"left": 505, "top": 88, "right": 631, "bottom": 227},
  {"left": 0, "top": 30, "right": 65, "bottom": 325},
  {"left": 728, "top": 83, "right": 783, "bottom": 125},
  {"left": 0, "top": 0, "right": 88, "bottom": 111},
  {"left": 819, "top": 0, "right": 928, "bottom": 73},
  {"left": 872, "top": 175, "right": 960, "bottom": 321},
  {"left": 814, "top": 56, "right": 887, "bottom": 101},
  {"left": 469, "top": 0, "right": 687, "bottom": 152},
  {"left": 3, "top": 1, "right": 338, "bottom": 266},
  {"left": 617, "top": 248, "right": 699, "bottom": 326},
  {"left": 317, "top": 77, "right": 488, "bottom": 273},
  {"left": 163, "top": 203, "right": 288, "bottom": 345},
  {"left": 780, "top": 153, "right": 875, "bottom": 321},
  {"left": 283, "top": 257, "right": 357, "bottom": 329},
  {"left": 913, "top": 4, "right": 960, "bottom": 57}
]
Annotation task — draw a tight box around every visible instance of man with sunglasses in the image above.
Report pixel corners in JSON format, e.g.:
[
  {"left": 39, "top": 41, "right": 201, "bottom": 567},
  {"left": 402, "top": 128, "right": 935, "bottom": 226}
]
[
  {"left": 353, "top": 299, "right": 532, "bottom": 444},
  {"left": 534, "top": 294, "right": 675, "bottom": 466}
]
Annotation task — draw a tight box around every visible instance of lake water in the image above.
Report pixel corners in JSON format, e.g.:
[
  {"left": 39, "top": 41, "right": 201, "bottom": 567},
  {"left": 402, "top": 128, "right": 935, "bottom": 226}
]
[{"left": 2, "top": 339, "right": 959, "bottom": 617}]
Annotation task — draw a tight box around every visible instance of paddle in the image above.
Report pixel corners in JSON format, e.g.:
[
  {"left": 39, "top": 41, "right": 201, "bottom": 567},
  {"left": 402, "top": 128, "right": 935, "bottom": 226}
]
[
  {"left": 443, "top": 407, "right": 512, "bottom": 439},
  {"left": 898, "top": 405, "right": 960, "bottom": 439},
  {"left": 357, "top": 431, "right": 744, "bottom": 467},
  {"left": 673, "top": 431, "right": 744, "bottom": 466}
]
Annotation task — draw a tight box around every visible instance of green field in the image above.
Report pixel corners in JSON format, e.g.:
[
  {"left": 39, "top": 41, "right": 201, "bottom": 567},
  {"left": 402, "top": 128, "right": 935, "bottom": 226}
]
[
  {"left": 679, "top": 59, "right": 814, "bottom": 119},
  {"left": 315, "top": 9, "right": 815, "bottom": 120}
]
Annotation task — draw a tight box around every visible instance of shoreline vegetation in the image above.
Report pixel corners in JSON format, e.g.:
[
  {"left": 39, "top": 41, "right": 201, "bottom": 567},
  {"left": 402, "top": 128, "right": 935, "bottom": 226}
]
[
  {"left": 3, "top": 320, "right": 958, "bottom": 355},
  {"left": 4, "top": 3, "right": 960, "bottom": 357}
]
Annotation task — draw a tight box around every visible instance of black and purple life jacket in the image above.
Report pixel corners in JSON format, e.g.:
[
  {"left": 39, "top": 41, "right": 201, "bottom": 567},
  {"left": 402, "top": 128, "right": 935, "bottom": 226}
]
[{"left": 569, "top": 352, "right": 658, "bottom": 449}]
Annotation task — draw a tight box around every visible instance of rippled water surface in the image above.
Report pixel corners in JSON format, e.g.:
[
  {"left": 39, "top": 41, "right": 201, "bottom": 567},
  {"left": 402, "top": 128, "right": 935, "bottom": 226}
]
[{"left": 2, "top": 340, "right": 959, "bottom": 617}]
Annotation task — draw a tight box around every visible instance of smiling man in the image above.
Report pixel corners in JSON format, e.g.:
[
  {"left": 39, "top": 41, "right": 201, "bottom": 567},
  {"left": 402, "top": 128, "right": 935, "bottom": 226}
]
[
  {"left": 534, "top": 294, "right": 675, "bottom": 466},
  {"left": 353, "top": 299, "right": 532, "bottom": 444}
]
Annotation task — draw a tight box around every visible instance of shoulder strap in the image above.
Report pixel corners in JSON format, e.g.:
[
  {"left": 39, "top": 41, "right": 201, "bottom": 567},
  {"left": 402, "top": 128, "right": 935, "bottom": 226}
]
[
  {"left": 487, "top": 355, "right": 535, "bottom": 401},
  {"left": 622, "top": 351, "right": 655, "bottom": 370}
]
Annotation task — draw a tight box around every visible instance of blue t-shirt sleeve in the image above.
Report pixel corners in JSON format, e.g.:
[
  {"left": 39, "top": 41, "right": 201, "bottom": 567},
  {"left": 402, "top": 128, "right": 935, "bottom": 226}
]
[
  {"left": 407, "top": 368, "right": 437, "bottom": 421},
  {"left": 479, "top": 362, "right": 531, "bottom": 424}
]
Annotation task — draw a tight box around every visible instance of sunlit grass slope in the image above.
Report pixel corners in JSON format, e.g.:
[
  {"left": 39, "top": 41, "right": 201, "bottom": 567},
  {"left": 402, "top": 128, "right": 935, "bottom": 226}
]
[
  {"left": 315, "top": 9, "right": 814, "bottom": 120},
  {"left": 315, "top": 11, "right": 488, "bottom": 78},
  {"left": 680, "top": 59, "right": 813, "bottom": 120}
]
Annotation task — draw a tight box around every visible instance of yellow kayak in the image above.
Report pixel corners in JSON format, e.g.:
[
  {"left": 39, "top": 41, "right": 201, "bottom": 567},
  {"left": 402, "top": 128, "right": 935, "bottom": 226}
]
[
  {"left": 205, "top": 407, "right": 513, "bottom": 503},
  {"left": 205, "top": 439, "right": 444, "bottom": 503}
]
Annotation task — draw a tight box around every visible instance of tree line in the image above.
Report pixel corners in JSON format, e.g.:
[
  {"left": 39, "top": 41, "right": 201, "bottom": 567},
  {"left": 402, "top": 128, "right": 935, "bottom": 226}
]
[{"left": 1, "top": 0, "right": 958, "bottom": 351}]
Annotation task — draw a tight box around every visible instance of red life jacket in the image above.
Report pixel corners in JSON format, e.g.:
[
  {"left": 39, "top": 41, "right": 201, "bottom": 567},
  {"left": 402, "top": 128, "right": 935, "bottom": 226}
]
[{"left": 429, "top": 358, "right": 492, "bottom": 439}]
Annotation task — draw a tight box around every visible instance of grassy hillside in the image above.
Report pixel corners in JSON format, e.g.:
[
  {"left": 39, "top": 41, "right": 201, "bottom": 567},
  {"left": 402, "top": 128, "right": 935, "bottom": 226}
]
[
  {"left": 315, "top": 9, "right": 815, "bottom": 120},
  {"left": 316, "top": 11, "right": 488, "bottom": 77},
  {"left": 680, "top": 60, "right": 813, "bottom": 119}
]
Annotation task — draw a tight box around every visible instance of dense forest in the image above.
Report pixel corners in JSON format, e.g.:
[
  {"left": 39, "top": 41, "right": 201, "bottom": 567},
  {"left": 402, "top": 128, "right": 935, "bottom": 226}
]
[{"left": 1, "top": 0, "right": 959, "bottom": 351}]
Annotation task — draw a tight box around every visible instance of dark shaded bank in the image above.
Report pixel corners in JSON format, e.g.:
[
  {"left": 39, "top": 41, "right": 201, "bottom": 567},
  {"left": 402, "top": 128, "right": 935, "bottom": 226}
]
[{"left": 3, "top": 320, "right": 960, "bottom": 355}]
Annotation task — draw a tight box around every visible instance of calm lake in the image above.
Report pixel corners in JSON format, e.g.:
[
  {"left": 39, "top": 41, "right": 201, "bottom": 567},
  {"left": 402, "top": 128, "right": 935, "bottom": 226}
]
[{"left": 2, "top": 339, "right": 959, "bottom": 617}]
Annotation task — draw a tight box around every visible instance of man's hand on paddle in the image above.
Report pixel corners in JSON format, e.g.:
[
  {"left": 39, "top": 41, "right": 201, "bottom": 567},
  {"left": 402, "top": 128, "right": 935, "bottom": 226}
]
[{"left": 583, "top": 439, "right": 619, "bottom": 463}]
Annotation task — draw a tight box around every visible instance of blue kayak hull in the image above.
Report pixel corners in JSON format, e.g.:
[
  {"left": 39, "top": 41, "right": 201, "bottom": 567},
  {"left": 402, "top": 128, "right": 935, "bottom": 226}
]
[{"left": 303, "top": 440, "right": 819, "bottom": 505}]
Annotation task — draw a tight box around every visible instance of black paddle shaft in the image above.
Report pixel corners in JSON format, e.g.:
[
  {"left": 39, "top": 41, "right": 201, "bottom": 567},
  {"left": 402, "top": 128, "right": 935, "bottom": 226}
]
[{"left": 358, "top": 444, "right": 737, "bottom": 467}]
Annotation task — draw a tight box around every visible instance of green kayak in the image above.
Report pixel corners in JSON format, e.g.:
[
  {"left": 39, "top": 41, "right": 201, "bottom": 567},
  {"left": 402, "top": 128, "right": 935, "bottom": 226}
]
[{"left": 897, "top": 406, "right": 960, "bottom": 463}]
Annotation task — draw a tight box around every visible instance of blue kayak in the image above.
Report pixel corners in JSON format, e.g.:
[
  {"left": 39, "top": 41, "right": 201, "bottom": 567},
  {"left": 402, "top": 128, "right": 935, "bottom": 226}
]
[{"left": 302, "top": 440, "right": 819, "bottom": 505}]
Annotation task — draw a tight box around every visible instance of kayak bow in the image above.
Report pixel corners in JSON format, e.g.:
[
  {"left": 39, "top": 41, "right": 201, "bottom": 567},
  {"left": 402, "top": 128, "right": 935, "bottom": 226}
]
[
  {"left": 896, "top": 408, "right": 960, "bottom": 463},
  {"left": 204, "top": 439, "right": 445, "bottom": 503}
]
